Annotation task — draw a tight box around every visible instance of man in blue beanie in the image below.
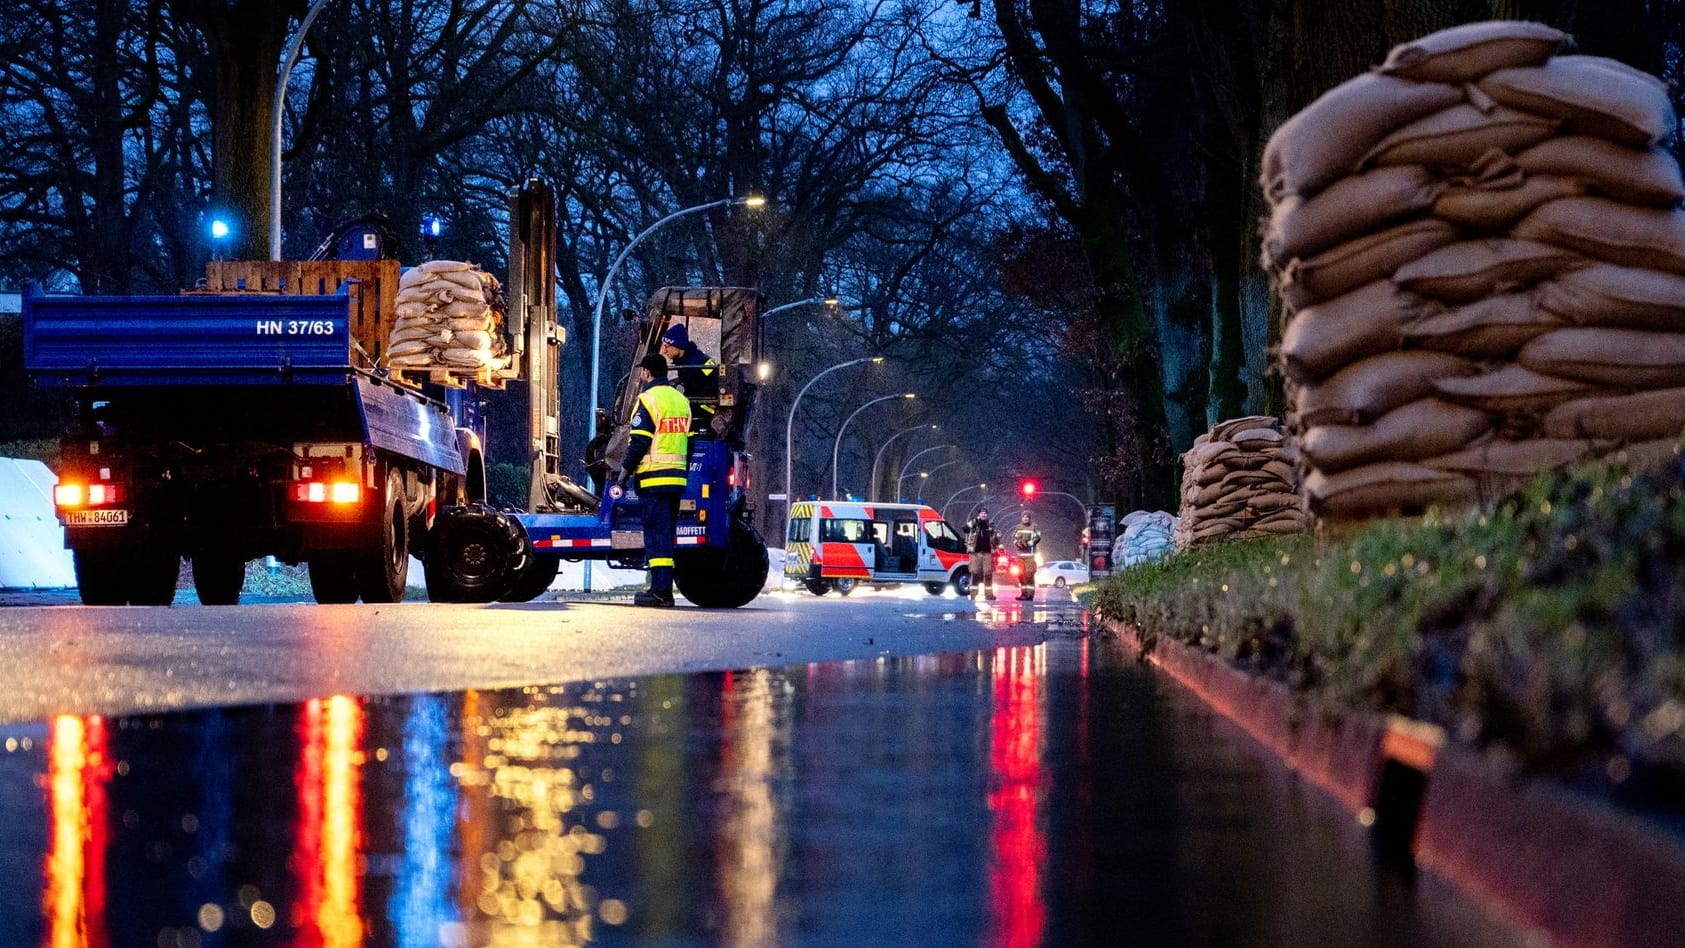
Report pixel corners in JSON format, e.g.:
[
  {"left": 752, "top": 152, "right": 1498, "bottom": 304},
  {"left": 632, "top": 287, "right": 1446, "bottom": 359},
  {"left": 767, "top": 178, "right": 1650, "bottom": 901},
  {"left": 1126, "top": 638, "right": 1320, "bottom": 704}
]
[{"left": 659, "top": 323, "right": 718, "bottom": 435}]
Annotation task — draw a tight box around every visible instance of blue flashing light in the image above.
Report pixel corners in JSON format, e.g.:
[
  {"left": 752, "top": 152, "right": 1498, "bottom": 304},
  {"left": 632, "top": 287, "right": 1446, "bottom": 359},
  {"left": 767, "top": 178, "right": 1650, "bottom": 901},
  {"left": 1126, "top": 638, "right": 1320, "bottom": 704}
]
[
  {"left": 209, "top": 219, "right": 231, "bottom": 240},
  {"left": 421, "top": 216, "right": 443, "bottom": 239}
]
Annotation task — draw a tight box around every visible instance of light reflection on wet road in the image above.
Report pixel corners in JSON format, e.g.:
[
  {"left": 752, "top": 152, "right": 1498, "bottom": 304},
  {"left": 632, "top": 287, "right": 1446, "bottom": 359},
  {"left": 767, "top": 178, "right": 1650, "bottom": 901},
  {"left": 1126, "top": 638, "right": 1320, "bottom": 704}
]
[{"left": 0, "top": 620, "right": 1524, "bottom": 947}]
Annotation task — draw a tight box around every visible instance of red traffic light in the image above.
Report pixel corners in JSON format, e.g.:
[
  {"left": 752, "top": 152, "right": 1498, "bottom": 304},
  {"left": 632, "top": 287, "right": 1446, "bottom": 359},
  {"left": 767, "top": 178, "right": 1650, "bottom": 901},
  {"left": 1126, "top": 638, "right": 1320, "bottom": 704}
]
[{"left": 1020, "top": 480, "right": 1037, "bottom": 498}]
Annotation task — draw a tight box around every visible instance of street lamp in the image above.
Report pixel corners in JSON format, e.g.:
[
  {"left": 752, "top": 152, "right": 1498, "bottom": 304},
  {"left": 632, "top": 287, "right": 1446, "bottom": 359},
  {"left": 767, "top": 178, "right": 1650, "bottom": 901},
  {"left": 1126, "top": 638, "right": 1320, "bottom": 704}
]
[
  {"left": 270, "top": 0, "right": 337, "bottom": 260},
  {"left": 784, "top": 356, "right": 883, "bottom": 522},
  {"left": 763, "top": 295, "right": 841, "bottom": 320},
  {"left": 913, "top": 460, "right": 960, "bottom": 501},
  {"left": 831, "top": 392, "right": 916, "bottom": 499},
  {"left": 942, "top": 483, "right": 986, "bottom": 521},
  {"left": 870, "top": 424, "right": 938, "bottom": 502},
  {"left": 588, "top": 194, "right": 767, "bottom": 428},
  {"left": 1025, "top": 487, "right": 1092, "bottom": 522},
  {"left": 896, "top": 444, "right": 955, "bottom": 501}
]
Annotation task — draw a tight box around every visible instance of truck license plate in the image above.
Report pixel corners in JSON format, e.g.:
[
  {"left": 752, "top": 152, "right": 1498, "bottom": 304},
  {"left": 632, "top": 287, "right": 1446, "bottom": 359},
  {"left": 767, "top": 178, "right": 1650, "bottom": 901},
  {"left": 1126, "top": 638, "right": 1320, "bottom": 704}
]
[
  {"left": 610, "top": 530, "right": 642, "bottom": 549},
  {"left": 64, "top": 509, "right": 129, "bottom": 526}
]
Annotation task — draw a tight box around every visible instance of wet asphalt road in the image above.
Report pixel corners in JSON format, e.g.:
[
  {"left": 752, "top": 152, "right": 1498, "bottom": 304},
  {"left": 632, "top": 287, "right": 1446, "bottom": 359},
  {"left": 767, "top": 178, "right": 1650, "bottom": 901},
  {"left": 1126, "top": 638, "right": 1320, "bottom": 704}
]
[{"left": 0, "top": 586, "right": 1526, "bottom": 946}]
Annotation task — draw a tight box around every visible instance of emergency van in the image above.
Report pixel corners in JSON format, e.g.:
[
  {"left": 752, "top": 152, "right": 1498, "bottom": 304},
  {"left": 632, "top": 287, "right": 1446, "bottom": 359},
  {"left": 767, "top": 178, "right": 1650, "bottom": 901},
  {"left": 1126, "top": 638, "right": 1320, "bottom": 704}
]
[{"left": 783, "top": 501, "right": 971, "bottom": 596}]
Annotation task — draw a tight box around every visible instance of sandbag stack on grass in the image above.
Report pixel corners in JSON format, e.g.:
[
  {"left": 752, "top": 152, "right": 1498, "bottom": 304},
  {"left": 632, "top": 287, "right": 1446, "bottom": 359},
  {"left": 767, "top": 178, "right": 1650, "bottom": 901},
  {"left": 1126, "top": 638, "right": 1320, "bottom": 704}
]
[
  {"left": 387, "top": 260, "right": 508, "bottom": 371},
  {"left": 1118, "top": 511, "right": 1178, "bottom": 568},
  {"left": 1262, "top": 21, "right": 1685, "bottom": 519},
  {"left": 1175, "top": 416, "right": 1305, "bottom": 549}
]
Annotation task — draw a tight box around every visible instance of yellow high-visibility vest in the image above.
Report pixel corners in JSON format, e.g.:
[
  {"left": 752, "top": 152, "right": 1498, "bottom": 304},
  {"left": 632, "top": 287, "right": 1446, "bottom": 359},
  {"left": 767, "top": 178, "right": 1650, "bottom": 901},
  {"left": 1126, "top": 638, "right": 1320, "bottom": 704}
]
[{"left": 633, "top": 384, "right": 692, "bottom": 488}]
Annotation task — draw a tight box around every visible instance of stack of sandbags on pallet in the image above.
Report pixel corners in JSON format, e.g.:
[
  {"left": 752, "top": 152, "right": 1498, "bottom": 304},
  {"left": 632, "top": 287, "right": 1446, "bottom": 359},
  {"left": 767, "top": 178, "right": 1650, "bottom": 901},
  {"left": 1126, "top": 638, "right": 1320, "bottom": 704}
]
[
  {"left": 1263, "top": 21, "right": 1685, "bottom": 519},
  {"left": 1117, "top": 511, "right": 1178, "bottom": 568},
  {"left": 1175, "top": 416, "right": 1305, "bottom": 549},
  {"left": 387, "top": 260, "right": 508, "bottom": 372}
]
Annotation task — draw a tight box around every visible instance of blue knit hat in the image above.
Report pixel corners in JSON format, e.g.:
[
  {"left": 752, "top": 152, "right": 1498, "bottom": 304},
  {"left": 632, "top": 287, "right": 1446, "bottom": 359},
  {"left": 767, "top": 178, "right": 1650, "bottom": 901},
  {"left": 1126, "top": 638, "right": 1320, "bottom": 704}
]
[{"left": 661, "top": 323, "right": 689, "bottom": 347}]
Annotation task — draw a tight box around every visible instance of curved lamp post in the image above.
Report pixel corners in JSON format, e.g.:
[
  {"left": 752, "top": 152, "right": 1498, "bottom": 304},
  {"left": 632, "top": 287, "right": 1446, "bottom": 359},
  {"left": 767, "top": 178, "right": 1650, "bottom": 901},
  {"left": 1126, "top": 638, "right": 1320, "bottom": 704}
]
[
  {"left": 784, "top": 356, "right": 882, "bottom": 524},
  {"left": 764, "top": 295, "right": 839, "bottom": 320},
  {"left": 270, "top": 0, "right": 337, "bottom": 260},
  {"left": 1029, "top": 488, "right": 1093, "bottom": 523},
  {"left": 588, "top": 194, "right": 766, "bottom": 428},
  {"left": 896, "top": 444, "right": 955, "bottom": 501},
  {"left": 910, "top": 459, "right": 960, "bottom": 502},
  {"left": 831, "top": 393, "right": 916, "bottom": 499},
  {"left": 942, "top": 483, "right": 986, "bottom": 522},
  {"left": 869, "top": 424, "right": 937, "bottom": 502}
]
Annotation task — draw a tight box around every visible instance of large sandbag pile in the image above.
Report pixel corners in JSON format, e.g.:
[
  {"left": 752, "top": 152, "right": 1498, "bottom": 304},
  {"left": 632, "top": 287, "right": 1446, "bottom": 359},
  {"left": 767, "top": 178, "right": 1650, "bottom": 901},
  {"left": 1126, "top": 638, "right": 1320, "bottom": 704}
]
[
  {"left": 1262, "top": 21, "right": 1684, "bottom": 520},
  {"left": 387, "top": 260, "right": 509, "bottom": 372},
  {"left": 1117, "top": 511, "right": 1178, "bottom": 568},
  {"left": 1175, "top": 416, "right": 1306, "bottom": 548}
]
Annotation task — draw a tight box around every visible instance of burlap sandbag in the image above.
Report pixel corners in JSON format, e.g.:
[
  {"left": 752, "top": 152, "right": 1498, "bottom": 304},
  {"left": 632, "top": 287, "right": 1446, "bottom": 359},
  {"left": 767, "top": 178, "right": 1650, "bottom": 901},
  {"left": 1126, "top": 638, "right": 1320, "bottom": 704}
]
[
  {"left": 1423, "top": 438, "right": 1596, "bottom": 476},
  {"left": 1537, "top": 264, "right": 1685, "bottom": 331},
  {"left": 1518, "top": 326, "right": 1685, "bottom": 388},
  {"left": 1281, "top": 280, "right": 1435, "bottom": 383},
  {"left": 1361, "top": 104, "right": 1558, "bottom": 171},
  {"left": 1183, "top": 440, "right": 1239, "bottom": 469},
  {"left": 1299, "top": 398, "right": 1491, "bottom": 473},
  {"left": 1296, "top": 351, "right": 1479, "bottom": 427},
  {"left": 1480, "top": 56, "right": 1676, "bottom": 148},
  {"left": 1210, "top": 415, "right": 1281, "bottom": 442},
  {"left": 1432, "top": 363, "right": 1597, "bottom": 412},
  {"left": 1393, "top": 238, "right": 1584, "bottom": 302},
  {"left": 1262, "top": 74, "right": 1465, "bottom": 201},
  {"left": 1305, "top": 462, "right": 1478, "bottom": 516},
  {"left": 1516, "top": 137, "right": 1685, "bottom": 208},
  {"left": 1262, "top": 166, "right": 1444, "bottom": 268},
  {"left": 1544, "top": 388, "right": 1685, "bottom": 441},
  {"left": 1513, "top": 198, "right": 1685, "bottom": 274},
  {"left": 1280, "top": 219, "right": 1460, "bottom": 310},
  {"left": 1377, "top": 21, "right": 1567, "bottom": 82},
  {"left": 1434, "top": 175, "right": 1586, "bottom": 231},
  {"left": 1401, "top": 294, "right": 1563, "bottom": 358}
]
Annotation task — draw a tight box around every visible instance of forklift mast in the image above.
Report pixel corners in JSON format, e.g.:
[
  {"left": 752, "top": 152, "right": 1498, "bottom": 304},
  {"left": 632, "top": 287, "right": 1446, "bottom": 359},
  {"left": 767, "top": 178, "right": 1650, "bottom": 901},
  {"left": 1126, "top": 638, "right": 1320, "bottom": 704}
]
[{"left": 507, "top": 180, "right": 564, "bottom": 511}]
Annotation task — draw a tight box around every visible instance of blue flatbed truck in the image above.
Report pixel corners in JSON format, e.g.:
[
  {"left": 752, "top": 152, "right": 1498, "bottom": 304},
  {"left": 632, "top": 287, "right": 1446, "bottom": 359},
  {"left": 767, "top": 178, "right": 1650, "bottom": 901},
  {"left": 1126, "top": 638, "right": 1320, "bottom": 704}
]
[{"left": 23, "top": 182, "right": 768, "bottom": 606}]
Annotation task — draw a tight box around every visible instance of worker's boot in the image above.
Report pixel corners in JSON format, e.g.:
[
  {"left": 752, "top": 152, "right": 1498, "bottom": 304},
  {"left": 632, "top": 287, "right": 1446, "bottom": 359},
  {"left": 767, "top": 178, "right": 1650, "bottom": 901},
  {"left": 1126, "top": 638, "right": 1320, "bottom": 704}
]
[{"left": 635, "top": 568, "right": 676, "bottom": 607}]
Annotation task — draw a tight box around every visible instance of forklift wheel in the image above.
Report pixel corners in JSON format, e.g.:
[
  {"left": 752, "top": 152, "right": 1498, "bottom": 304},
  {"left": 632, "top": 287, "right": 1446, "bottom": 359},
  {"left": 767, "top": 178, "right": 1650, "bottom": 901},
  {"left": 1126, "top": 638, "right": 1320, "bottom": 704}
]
[
  {"left": 500, "top": 555, "right": 560, "bottom": 603},
  {"left": 424, "top": 505, "right": 522, "bottom": 603},
  {"left": 675, "top": 521, "right": 768, "bottom": 608}
]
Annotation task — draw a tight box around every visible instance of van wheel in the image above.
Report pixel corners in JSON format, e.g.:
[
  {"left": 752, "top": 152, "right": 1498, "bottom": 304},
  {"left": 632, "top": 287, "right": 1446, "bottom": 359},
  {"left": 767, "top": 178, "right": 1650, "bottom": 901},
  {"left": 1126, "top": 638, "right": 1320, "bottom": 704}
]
[
  {"left": 803, "top": 579, "right": 830, "bottom": 596},
  {"left": 833, "top": 578, "right": 857, "bottom": 596},
  {"left": 951, "top": 568, "right": 972, "bottom": 597},
  {"left": 923, "top": 581, "right": 947, "bottom": 596}
]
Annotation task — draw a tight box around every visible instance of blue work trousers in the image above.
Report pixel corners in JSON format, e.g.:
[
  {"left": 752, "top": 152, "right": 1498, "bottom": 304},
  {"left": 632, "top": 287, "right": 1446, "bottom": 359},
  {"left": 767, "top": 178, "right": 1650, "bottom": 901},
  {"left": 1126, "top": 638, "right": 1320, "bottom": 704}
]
[{"left": 640, "top": 484, "right": 684, "bottom": 597}]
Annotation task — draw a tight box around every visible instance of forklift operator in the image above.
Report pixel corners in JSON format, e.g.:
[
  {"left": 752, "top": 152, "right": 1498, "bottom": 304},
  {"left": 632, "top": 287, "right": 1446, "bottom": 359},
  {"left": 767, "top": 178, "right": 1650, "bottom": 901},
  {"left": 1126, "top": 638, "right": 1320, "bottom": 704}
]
[{"left": 659, "top": 323, "right": 718, "bottom": 435}]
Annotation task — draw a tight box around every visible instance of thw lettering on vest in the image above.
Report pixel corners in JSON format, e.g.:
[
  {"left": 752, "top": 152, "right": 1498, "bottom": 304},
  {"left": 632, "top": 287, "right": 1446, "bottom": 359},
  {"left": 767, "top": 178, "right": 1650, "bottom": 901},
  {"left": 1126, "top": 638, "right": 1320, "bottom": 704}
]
[{"left": 657, "top": 417, "right": 689, "bottom": 434}]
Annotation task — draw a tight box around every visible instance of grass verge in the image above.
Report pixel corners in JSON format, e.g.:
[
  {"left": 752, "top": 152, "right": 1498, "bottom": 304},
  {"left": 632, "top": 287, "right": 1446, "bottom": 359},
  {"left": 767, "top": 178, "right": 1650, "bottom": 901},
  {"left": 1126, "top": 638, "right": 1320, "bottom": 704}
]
[{"left": 1089, "top": 453, "right": 1685, "bottom": 824}]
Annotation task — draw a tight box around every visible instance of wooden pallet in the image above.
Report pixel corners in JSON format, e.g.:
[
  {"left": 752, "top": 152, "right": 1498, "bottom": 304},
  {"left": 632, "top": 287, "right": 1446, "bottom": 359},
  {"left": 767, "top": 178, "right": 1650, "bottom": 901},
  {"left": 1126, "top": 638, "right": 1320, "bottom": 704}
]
[
  {"left": 204, "top": 260, "right": 399, "bottom": 370},
  {"left": 387, "top": 363, "right": 518, "bottom": 391}
]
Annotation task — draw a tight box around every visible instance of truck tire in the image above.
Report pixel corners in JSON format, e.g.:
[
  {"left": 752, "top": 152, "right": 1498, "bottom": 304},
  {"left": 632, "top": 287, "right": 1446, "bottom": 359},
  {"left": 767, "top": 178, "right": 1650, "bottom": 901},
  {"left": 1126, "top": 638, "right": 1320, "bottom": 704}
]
[
  {"left": 129, "top": 550, "right": 180, "bottom": 606},
  {"left": 675, "top": 521, "right": 768, "bottom": 609},
  {"left": 424, "top": 505, "right": 521, "bottom": 602},
  {"left": 501, "top": 555, "right": 560, "bottom": 603},
  {"left": 192, "top": 554, "right": 246, "bottom": 605},
  {"left": 358, "top": 471, "right": 410, "bottom": 603},
  {"left": 309, "top": 553, "right": 361, "bottom": 604},
  {"left": 74, "top": 549, "right": 130, "bottom": 606}
]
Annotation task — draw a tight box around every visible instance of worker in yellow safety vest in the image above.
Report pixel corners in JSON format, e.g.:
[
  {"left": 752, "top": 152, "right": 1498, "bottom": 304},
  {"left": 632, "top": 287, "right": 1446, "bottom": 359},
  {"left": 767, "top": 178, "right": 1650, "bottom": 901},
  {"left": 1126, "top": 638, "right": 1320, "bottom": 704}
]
[{"left": 620, "top": 352, "right": 693, "bottom": 607}]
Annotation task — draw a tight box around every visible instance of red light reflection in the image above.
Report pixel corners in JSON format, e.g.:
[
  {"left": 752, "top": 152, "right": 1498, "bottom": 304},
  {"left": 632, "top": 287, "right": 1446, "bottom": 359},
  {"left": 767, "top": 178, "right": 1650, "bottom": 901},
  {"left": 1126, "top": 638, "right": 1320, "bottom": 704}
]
[{"left": 987, "top": 646, "right": 1046, "bottom": 948}]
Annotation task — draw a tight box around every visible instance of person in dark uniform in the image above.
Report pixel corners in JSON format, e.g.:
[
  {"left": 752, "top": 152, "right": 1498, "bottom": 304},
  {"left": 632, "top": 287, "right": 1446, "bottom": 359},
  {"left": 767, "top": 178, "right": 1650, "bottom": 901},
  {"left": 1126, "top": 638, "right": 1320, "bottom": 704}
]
[
  {"left": 621, "top": 352, "right": 692, "bottom": 608},
  {"left": 659, "top": 323, "right": 718, "bottom": 436}
]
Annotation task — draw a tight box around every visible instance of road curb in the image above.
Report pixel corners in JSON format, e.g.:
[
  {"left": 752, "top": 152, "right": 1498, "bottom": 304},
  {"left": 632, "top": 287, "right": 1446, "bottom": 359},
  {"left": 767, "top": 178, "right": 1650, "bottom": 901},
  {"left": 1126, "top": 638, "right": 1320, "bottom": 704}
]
[{"left": 1111, "top": 622, "right": 1685, "bottom": 948}]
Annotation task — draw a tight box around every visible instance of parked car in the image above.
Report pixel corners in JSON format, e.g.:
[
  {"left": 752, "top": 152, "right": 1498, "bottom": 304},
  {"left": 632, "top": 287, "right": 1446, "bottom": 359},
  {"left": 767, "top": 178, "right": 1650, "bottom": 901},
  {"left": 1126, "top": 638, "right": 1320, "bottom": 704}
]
[{"left": 1035, "top": 560, "right": 1090, "bottom": 588}]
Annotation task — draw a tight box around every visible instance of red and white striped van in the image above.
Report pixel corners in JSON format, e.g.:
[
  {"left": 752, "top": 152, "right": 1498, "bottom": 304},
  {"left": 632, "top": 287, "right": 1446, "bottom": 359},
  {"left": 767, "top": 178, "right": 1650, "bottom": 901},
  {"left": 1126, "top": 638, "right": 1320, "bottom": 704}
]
[{"left": 783, "top": 501, "right": 971, "bottom": 596}]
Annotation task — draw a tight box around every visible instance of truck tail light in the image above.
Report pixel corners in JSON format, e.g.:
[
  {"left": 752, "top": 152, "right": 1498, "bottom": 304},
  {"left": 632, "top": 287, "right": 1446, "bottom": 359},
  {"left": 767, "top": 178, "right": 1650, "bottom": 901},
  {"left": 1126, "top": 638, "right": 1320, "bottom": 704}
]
[
  {"left": 293, "top": 481, "right": 361, "bottom": 505},
  {"left": 55, "top": 482, "right": 124, "bottom": 508}
]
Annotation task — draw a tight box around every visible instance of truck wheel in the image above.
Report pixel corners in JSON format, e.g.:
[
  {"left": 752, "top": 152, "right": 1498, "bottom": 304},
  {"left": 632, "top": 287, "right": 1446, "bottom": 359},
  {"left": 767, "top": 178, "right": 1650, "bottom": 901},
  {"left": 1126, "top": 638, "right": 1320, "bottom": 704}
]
[
  {"left": 309, "top": 553, "right": 360, "bottom": 604},
  {"left": 192, "top": 555, "right": 246, "bottom": 605},
  {"left": 129, "top": 550, "right": 180, "bottom": 606},
  {"left": 358, "top": 473, "right": 410, "bottom": 603},
  {"left": 74, "top": 549, "right": 130, "bottom": 606},
  {"left": 675, "top": 521, "right": 768, "bottom": 608},
  {"left": 424, "top": 505, "right": 521, "bottom": 602},
  {"left": 501, "top": 555, "right": 560, "bottom": 603},
  {"left": 833, "top": 578, "right": 857, "bottom": 596},
  {"left": 923, "top": 581, "right": 947, "bottom": 596}
]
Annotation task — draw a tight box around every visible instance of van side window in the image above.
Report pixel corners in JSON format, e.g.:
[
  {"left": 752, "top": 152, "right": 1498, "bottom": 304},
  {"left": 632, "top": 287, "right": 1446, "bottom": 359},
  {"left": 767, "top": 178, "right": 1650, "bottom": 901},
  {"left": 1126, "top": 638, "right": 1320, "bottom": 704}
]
[
  {"left": 787, "top": 517, "right": 808, "bottom": 545},
  {"left": 820, "top": 518, "right": 871, "bottom": 543},
  {"left": 923, "top": 520, "right": 962, "bottom": 553}
]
